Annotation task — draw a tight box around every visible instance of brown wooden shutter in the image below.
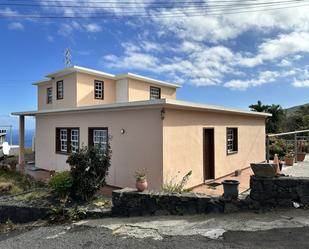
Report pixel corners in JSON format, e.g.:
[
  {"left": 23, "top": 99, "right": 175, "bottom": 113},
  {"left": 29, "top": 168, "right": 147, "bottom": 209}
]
[
  {"left": 88, "top": 128, "right": 94, "bottom": 147},
  {"left": 55, "top": 128, "right": 60, "bottom": 153}
]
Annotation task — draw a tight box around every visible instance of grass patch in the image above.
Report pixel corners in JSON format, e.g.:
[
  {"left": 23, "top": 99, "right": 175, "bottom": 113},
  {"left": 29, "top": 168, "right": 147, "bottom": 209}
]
[
  {"left": 0, "top": 169, "right": 45, "bottom": 195},
  {"left": 92, "top": 198, "right": 112, "bottom": 208},
  {"left": 14, "top": 191, "right": 50, "bottom": 203}
]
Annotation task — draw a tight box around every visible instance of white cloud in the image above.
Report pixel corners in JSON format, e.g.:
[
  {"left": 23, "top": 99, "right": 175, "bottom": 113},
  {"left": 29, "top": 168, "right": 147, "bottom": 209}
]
[
  {"left": 0, "top": 7, "right": 18, "bottom": 16},
  {"left": 235, "top": 32, "right": 309, "bottom": 67},
  {"left": 83, "top": 23, "right": 102, "bottom": 32},
  {"left": 224, "top": 70, "right": 297, "bottom": 90},
  {"left": 104, "top": 41, "right": 237, "bottom": 86},
  {"left": 58, "top": 21, "right": 103, "bottom": 36},
  {"left": 47, "top": 35, "right": 54, "bottom": 42},
  {"left": 292, "top": 79, "right": 309, "bottom": 87},
  {"left": 8, "top": 22, "right": 24, "bottom": 30},
  {"left": 278, "top": 59, "right": 291, "bottom": 67}
]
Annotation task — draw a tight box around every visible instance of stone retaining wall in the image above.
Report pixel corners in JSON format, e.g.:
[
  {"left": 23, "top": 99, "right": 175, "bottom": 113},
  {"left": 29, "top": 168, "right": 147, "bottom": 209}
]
[
  {"left": 112, "top": 188, "right": 251, "bottom": 216},
  {"left": 250, "top": 176, "right": 309, "bottom": 207}
]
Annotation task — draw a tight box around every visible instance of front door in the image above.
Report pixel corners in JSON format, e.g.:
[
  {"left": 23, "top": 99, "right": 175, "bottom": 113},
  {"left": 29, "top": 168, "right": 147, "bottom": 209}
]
[{"left": 203, "top": 128, "right": 215, "bottom": 181}]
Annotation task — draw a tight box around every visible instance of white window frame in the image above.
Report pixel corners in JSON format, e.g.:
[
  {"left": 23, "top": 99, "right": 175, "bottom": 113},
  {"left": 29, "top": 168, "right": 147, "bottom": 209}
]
[
  {"left": 71, "top": 129, "right": 79, "bottom": 153},
  {"left": 227, "top": 128, "right": 238, "bottom": 154},
  {"left": 60, "top": 129, "right": 67, "bottom": 152},
  {"left": 57, "top": 80, "right": 63, "bottom": 99},
  {"left": 93, "top": 129, "right": 107, "bottom": 150},
  {"left": 47, "top": 87, "right": 52, "bottom": 104},
  {"left": 94, "top": 80, "right": 104, "bottom": 99},
  {"left": 150, "top": 86, "right": 161, "bottom": 100}
]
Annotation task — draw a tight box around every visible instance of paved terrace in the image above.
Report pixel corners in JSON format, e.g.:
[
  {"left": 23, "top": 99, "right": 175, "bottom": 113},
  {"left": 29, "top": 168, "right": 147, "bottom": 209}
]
[
  {"left": 18, "top": 155, "right": 309, "bottom": 197},
  {"left": 192, "top": 155, "right": 309, "bottom": 196}
]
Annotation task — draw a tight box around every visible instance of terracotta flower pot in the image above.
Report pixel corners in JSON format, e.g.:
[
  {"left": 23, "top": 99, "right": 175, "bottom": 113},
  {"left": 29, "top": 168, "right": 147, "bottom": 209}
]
[
  {"left": 285, "top": 157, "right": 294, "bottom": 166},
  {"left": 297, "top": 153, "right": 306, "bottom": 162},
  {"left": 136, "top": 180, "right": 148, "bottom": 192}
]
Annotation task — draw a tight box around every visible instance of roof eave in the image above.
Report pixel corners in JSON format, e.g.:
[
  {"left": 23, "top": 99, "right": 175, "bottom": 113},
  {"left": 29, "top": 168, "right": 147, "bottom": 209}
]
[{"left": 116, "top": 73, "right": 181, "bottom": 88}]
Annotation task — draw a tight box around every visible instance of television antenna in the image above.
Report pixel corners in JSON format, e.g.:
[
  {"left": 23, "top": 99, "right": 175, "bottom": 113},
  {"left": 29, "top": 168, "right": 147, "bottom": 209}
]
[{"left": 64, "top": 48, "right": 72, "bottom": 67}]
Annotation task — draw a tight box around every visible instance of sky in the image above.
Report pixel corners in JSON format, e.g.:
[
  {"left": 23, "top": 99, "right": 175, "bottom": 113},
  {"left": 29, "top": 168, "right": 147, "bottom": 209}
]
[{"left": 0, "top": 0, "right": 308, "bottom": 130}]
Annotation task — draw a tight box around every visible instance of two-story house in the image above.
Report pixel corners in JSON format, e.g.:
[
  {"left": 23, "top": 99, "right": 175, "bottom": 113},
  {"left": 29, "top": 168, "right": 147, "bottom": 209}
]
[{"left": 13, "top": 66, "right": 270, "bottom": 189}]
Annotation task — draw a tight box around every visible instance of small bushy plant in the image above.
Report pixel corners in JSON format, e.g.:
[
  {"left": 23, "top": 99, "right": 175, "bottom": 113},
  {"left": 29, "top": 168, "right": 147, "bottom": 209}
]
[
  {"left": 49, "top": 171, "right": 72, "bottom": 200},
  {"left": 67, "top": 144, "right": 111, "bottom": 201},
  {"left": 162, "top": 170, "right": 192, "bottom": 193},
  {"left": 135, "top": 168, "right": 147, "bottom": 182}
]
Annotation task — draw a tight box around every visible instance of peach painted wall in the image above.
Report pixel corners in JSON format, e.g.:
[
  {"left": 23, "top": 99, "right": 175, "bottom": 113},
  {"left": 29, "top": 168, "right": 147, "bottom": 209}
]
[
  {"left": 37, "top": 74, "right": 77, "bottom": 110},
  {"left": 76, "top": 72, "right": 116, "bottom": 107},
  {"left": 128, "top": 79, "right": 176, "bottom": 101},
  {"left": 38, "top": 82, "right": 53, "bottom": 110},
  {"left": 163, "top": 109, "right": 266, "bottom": 188},
  {"left": 35, "top": 108, "right": 164, "bottom": 189}
]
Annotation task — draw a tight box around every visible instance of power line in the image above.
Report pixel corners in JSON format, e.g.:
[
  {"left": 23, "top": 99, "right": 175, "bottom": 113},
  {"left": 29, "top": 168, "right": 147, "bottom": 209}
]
[
  {"left": 0, "top": 1, "right": 307, "bottom": 18},
  {"left": 1, "top": 0, "right": 307, "bottom": 13},
  {"left": 5, "top": 0, "right": 262, "bottom": 3},
  {"left": 0, "top": 0, "right": 305, "bottom": 9}
]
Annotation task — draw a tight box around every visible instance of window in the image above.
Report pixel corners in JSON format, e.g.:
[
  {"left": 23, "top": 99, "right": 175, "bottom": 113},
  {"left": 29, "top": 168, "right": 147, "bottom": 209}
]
[
  {"left": 150, "top": 86, "right": 161, "bottom": 100},
  {"left": 47, "top": 87, "right": 53, "bottom": 104},
  {"left": 94, "top": 80, "right": 104, "bottom": 99},
  {"left": 56, "top": 80, "right": 63, "bottom": 100},
  {"left": 227, "top": 128, "right": 238, "bottom": 154},
  {"left": 71, "top": 129, "right": 79, "bottom": 153},
  {"left": 56, "top": 128, "right": 79, "bottom": 154},
  {"left": 60, "top": 129, "right": 67, "bottom": 152},
  {"left": 88, "top": 128, "right": 108, "bottom": 151}
]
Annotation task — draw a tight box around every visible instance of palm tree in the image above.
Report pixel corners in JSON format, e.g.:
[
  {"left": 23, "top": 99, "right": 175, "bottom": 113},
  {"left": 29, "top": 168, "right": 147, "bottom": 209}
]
[
  {"left": 249, "top": 100, "right": 269, "bottom": 112},
  {"left": 266, "top": 104, "right": 285, "bottom": 133}
]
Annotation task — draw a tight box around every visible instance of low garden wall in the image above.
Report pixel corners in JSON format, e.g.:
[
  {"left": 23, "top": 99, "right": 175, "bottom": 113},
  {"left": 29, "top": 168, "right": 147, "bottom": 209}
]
[
  {"left": 250, "top": 175, "right": 309, "bottom": 207},
  {"left": 112, "top": 188, "right": 251, "bottom": 216}
]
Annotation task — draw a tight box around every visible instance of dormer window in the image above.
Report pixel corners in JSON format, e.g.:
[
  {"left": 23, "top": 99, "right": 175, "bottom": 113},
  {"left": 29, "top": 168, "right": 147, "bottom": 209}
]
[
  {"left": 57, "top": 80, "right": 63, "bottom": 100},
  {"left": 94, "top": 80, "right": 104, "bottom": 99},
  {"left": 47, "top": 87, "right": 52, "bottom": 104},
  {"left": 150, "top": 86, "right": 161, "bottom": 100}
]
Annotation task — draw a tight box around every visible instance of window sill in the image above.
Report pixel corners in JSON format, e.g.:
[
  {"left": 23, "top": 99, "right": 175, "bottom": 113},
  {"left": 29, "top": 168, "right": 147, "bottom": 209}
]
[
  {"left": 56, "top": 151, "right": 70, "bottom": 155},
  {"left": 227, "top": 151, "right": 238, "bottom": 155}
]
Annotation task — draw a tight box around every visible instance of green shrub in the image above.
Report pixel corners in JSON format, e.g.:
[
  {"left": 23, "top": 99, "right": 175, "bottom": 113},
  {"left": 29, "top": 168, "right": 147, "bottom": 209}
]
[
  {"left": 49, "top": 171, "right": 72, "bottom": 200},
  {"left": 48, "top": 205, "right": 87, "bottom": 224},
  {"left": 269, "top": 138, "right": 286, "bottom": 159},
  {"left": 67, "top": 144, "right": 111, "bottom": 201},
  {"left": 0, "top": 169, "right": 44, "bottom": 195},
  {"left": 162, "top": 170, "right": 192, "bottom": 193}
]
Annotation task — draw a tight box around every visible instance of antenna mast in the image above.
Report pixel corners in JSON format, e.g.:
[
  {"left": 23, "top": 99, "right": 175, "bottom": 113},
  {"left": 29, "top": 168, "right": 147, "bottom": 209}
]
[{"left": 64, "top": 48, "right": 72, "bottom": 67}]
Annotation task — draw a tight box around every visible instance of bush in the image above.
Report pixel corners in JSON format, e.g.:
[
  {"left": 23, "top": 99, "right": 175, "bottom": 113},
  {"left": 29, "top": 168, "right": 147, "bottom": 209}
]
[
  {"left": 269, "top": 138, "right": 286, "bottom": 159},
  {"left": 162, "top": 170, "right": 192, "bottom": 193},
  {"left": 0, "top": 169, "right": 45, "bottom": 195},
  {"left": 49, "top": 171, "right": 72, "bottom": 200},
  {"left": 66, "top": 144, "right": 111, "bottom": 201}
]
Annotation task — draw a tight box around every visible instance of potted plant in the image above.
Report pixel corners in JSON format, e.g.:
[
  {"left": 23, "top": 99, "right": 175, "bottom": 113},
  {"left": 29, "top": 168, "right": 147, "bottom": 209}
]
[
  {"left": 135, "top": 169, "right": 148, "bottom": 192},
  {"left": 284, "top": 152, "right": 295, "bottom": 166},
  {"left": 297, "top": 141, "right": 306, "bottom": 162}
]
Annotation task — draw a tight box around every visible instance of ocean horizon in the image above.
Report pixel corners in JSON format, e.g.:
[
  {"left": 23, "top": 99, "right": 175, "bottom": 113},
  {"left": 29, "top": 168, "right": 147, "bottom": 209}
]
[{"left": 3, "top": 129, "right": 35, "bottom": 148}]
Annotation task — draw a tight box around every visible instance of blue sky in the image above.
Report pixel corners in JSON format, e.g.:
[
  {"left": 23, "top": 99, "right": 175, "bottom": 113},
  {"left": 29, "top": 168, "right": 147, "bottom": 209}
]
[{"left": 0, "top": 0, "right": 309, "bottom": 130}]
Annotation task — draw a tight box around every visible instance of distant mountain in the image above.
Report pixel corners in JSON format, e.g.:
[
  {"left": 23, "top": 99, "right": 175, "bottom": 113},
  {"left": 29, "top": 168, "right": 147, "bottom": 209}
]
[{"left": 285, "top": 103, "right": 309, "bottom": 117}]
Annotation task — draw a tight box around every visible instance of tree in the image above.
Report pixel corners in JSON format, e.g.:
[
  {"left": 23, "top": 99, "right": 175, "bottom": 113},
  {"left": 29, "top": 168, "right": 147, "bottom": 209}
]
[
  {"left": 265, "top": 104, "right": 286, "bottom": 134},
  {"left": 249, "top": 101, "right": 286, "bottom": 134},
  {"left": 284, "top": 105, "right": 309, "bottom": 131},
  {"left": 249, "top": 100, "right": 269, "bottom": 112}
]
